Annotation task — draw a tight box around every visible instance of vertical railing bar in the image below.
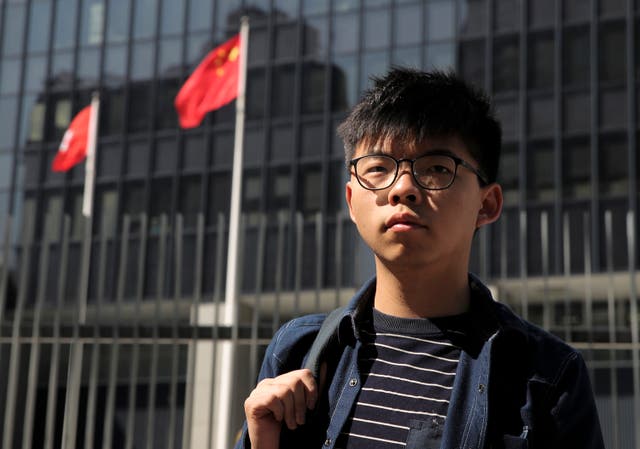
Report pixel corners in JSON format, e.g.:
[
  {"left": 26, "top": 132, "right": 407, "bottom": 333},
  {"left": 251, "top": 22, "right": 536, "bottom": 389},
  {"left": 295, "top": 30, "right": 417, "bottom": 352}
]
[
  {"left": 145, "top": 214, "right": 168, "bottom": 449},
  {"left": 315, "top": 212, "right": 323, "bottom": 313},
  {"left": 562, "top": 212, "right": 572, "bottom": 342},
  {"left": 84, "top": 209, "right": 115, "bottom": 449},
  {"left": 61, "top": 212, "right": 94, "bottom": 449},
  {"left": 21, "top": 215, "right": 54, "bottom": 449},
  {"left": 541, "top": 212, "right": 550, "bottom": 330},
  {"left": 2, "top": 208, "right": 35, "bottom": 449},
  {"left": 519, "top": 210, "right": 528, "bottom": 320},
  {"left": 0, "top": 213, "right": 14, "bottom": 324},
  {"left": 166, "top": 214, "right": 184, "bottom": 449},
  {"left": 272, "top": 212, "right": 287, "bottom": 333},
  {"left": 182, "top": 212, "right": 205, "bottom": 449},
  {"left": 604, "top": 210, "right": 620, "bottom": 449},
  {"left": 125, "top": 214, "right": 147, "bottom": 449},
  {"left": 206, "top": 214, "right": 226, "bottom": 449},
  {"left": 626, "top": 210, "right": 640, "bottom": 449},
  {"left": 293, "top": 212, "right": 303, "bottom": 317},
  {"left": 249, "top": 213, "right": 267, "bottom": 388},
  {"left": 44, "top": 215, "right": 72, "bottom": 449},
  {"left": 101, "top": 214, "right": 130, "bottom": 449},
  {"left": 334, "top": 211, "right": 344, "bottom": 310}
]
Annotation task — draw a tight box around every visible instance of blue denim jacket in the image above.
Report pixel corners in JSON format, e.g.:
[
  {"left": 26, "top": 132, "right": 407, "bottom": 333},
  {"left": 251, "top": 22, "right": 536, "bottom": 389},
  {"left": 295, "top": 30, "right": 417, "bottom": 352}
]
[{"left": 236, "top": 275, "right": 605, "bottom": 449}]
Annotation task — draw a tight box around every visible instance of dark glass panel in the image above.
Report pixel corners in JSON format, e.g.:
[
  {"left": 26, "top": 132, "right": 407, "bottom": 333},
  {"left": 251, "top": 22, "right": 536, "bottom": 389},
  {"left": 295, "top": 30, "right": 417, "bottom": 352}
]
[
  {"left": 128, "top": 83, "right": 152, "bottom": 132},
  {"left": 598, "top": 134, "right": 628, "bottom": 196},
  {"left": 563, "top": 26, "right": 589, "bottom": 86},
  {"left": 331, "top": 54, "right": 358, "bottom": 110},
  {"left": 267, "top": 167, "right": 291, "bottom": 213},
  {"left": 126, "top": 140, "right": 151, "bottom": 176},
  {"left": 272, "top": 65, "right": 295, "bottom": 117},
  {"left": 459, "top": 0, "right": 487, "bottom": 36},
  {"left": 0, "top": 59, "right": 21, "bottom": 95},
  {"left": 77, "top": 47, "right": 100, "bottom": 87},
  {"left": 80, "top": 0, "right": 105, "bottom": 46},
  {"left": 393, "top": 46, "right": 421, "bottom": 69},
  {"left": 564, "top": 0, "right": 590, "bottom": 21},
  {"left": 426, "top": 42, "right": 454, "bottom": 71},
  {"left": 394, "top": 4, "right": 422, "bottom": 46},
  {"left": 304, "top": 17, "right": 329, "bottom": 57},
  {"left": 102, "top": 89, "right": 125, "bottom": 135},
  {"left": 302, "top": 0, "right": 328, "bottom": 15},
  {"left": 459, "top": 39, "right": 485, "bottom": 87},
  {"left": 493, "top": 36, "right": 520, "bottom": 92},
  {"left": 275, "top": 23, "right": 298, "bottom": 60},
  {"left": 243, "top": 127, "right": 265, "bottom": 166},
  {"left": 207, "top": 173, "right": 231, "bottom": 221},
  {"left": 24, "top": 56, "right": 47, "bottom": 92},
  {"left": 494, "top": 98, "right": 519, "bottom": 140},
  {"left": 332, "top": 13, "right": 359, "bottom": 54},
  {"left": 563, "top": 91, "right": 590, "bottom": 132},
  {"left": 301, "top": 62, "right": 326, "bottom": 114},
  {"left": 526, "top": 140, "right": 555, "bottom": 201},
  {"left": 360, "top": 50, "right": 389, "bottom": 91},
  {"left": 154, "top": 138, "right": 179, "bottom": 173},
  {"left": 54, "top": 0, "right": 78, "bottom": 50},
  {"left": 248, "top": 27, "right": 268, "bottom": 65},
  {"left": 179, "top": 176, "right": 202, "bottom": 227},
  {"left": 158, "top": 38, "right": 182, "bottom": 78},
  {"left": 2, "top": 3, "right": 26, "bottom": 55},
  {"left": 97, "top": 142, "right": 122, "bottom": 178},
  {"left": 599, "top": 22, "right": 626, "bottom": 83},
  {"left": 50, "top": 51, "right": 74, "bottom": 91},
  {"left": 529, "top": 0, "right": 555, "bottom": 28},
  {"left": 133, "top": 0, "right": 159, "bottom": 39},
  {"left": 188, "top": 0, "right": 213, "bottom": 32},
  {"left": 131, "top": 41, "right": 155, "bottom": 81},
  {"left": 0, "top": 96, "right": 18, "bottom": 149},
  {"left": 298, "top": 165, "right": 322, "bottom": 213},
  {"left": 528, "top": 32, "right": 554, "bottom": 89},
  {"left": 528, "top": 96, "right": 554, "bottom": 136},
  {"left": 562, "top": 137, "right": 591, "bottom": 199},
  {"left": 183, "top": 133, "right": 206, "bottom": 170},
  {"left": 426, "top": 0, "right": 455, "bottom": 41},
  {"left": 106, "top": 0, "right": 130, "bottom": 43},
  {"left": 600, "top": 88, "right": 626, "bottom": 129},
  {"left": 599, "top": 0, "right": 625, "bottom": 16},
  {"left": 161, "top": 0, "right": 185, "bottom": 35},
  {"left": 301, "top": 121, "right": 323, "bottom": 158},
  {"left": 493, "top": 0, "right": 520, "bottom": 31},
  {"left": 27, "top": 1, "right": 52, "bottom": 53},
  {"left": 363, "top": 10, "right": 389, "bottom": 50},
  {"left": 104, "top": 45, "right": 128, "bottom": 85},
  {"left": 274, "top": 0, "right": 299, "bottom": 17},
  {"left": 333, "top": 0, "right": 359, "bottom": 13},
  {"left": 247, "top": 68, "right": 266, "bottom": 119},
  {"left": 270, "top": 125, "right": 294, "bottom": 161},
  {"left": 212, "top": 131, "right": 233, "bottom": 166},
  {"left": 498, "top": 143, "right": 519, "bottom": 205}
]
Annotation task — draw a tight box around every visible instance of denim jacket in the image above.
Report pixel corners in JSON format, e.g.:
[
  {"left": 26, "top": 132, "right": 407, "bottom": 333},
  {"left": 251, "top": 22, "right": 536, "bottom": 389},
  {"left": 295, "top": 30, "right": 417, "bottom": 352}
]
[{"left": 236, "top": 275, "right": 605, "bottom": 449}]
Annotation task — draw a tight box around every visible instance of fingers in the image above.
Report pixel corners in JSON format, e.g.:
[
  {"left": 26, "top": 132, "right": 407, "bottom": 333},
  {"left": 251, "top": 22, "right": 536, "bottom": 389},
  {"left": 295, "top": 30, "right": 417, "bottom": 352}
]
[{"left": 245, "top": 369, "right": 318, "bottom": 432}]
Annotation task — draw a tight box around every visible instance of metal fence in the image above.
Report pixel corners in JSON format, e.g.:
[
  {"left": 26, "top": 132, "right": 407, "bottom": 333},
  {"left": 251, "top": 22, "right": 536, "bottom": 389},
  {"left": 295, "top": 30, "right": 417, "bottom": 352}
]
[{"left": 0, "top": 208, "right": 638, "bottom": 449}]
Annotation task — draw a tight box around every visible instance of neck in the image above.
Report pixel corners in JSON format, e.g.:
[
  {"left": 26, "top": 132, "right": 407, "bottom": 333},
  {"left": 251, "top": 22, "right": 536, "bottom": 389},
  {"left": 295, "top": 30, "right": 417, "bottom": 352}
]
[{"left": 373, "top": 260, "right": 471, "bottom": 318}]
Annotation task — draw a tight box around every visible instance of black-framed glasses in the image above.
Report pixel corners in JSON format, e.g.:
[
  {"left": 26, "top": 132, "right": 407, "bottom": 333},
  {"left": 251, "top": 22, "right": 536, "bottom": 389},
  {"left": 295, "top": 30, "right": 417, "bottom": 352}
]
[{"left": 349, "top": 152, "right": 489, "bottom": 191}]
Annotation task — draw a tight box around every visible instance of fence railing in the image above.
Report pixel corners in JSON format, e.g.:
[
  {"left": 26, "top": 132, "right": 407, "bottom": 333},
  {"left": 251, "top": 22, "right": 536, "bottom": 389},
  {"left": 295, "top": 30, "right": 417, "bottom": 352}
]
[{"left": 0, "top": 208, "right": 638, "bottom": 449}]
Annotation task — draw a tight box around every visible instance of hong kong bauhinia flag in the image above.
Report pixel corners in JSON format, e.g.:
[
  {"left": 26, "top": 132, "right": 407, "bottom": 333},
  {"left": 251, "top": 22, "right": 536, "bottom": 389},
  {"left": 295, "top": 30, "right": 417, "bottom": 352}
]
[
  {"left": 175, "top": 34, "right": 241, "bottom": 128},
  {"left": 52, "top": 105, "right": 93, "bottom": 172}
]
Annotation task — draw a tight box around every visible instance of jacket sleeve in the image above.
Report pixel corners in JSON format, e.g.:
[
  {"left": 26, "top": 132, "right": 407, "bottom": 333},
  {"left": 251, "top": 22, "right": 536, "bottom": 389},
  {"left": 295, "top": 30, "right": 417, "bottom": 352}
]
[
  {"left": 233, "top": 316, "right": 326, "bottom": 449},
  {"left": 549, "top": 352, "right": 606, "bottom": 449}
]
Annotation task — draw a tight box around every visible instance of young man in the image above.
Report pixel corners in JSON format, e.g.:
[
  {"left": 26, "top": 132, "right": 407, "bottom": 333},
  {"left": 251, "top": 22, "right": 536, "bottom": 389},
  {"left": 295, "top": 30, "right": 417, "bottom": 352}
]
[{"left": 236, "top": 68, "right": 604, "bottom": 449}]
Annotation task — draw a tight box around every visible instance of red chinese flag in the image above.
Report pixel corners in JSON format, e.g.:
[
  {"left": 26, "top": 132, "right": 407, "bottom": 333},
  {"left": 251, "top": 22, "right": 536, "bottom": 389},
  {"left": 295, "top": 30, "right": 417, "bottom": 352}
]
[
  {"left": 52, "top": 105, "right": 92, "bottom": 172},
  {"left": 175, "top": 34, "right": 241, "bottom": 129}
]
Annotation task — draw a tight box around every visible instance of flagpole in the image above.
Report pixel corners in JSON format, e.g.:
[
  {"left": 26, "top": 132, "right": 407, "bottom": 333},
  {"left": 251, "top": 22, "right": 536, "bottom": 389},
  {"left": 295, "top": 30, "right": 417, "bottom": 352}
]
[
  {"left": 82, "top": 93, "right": 100, "bottom": 218},
  {"left": 215, "top": 16, "right": 249, "bottom": 449}
]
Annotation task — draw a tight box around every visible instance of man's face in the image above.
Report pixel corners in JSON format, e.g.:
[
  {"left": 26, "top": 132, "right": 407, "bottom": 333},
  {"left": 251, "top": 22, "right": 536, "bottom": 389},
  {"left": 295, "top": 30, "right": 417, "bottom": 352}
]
[{"left": 345, "top": 135, "right": 502, "bottom": 273}]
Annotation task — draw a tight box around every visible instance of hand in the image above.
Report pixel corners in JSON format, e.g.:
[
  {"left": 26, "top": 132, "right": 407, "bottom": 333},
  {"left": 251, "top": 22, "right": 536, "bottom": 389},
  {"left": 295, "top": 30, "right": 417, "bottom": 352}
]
[{"left": 244, "top": 368, "right": 319, "bottom": 449}]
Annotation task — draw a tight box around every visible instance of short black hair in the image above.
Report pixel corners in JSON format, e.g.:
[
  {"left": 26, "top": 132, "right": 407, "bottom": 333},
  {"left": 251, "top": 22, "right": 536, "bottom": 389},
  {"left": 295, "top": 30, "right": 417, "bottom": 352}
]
[{"left": 337, "top": 67, "right": 502, "bottom": 184}]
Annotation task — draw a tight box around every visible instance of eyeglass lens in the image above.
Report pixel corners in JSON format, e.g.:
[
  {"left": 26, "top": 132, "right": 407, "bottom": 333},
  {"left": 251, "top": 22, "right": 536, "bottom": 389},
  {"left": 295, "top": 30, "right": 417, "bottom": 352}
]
[{"left": 354, "top": 154, "right": 458, "bottom": 190}]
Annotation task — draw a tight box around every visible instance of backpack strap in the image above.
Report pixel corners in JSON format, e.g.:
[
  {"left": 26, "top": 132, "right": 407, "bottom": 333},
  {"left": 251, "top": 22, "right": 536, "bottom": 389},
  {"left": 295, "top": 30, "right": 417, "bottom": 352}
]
[{"left": 303, "top": 306, "right": 346, "bottom": 381}]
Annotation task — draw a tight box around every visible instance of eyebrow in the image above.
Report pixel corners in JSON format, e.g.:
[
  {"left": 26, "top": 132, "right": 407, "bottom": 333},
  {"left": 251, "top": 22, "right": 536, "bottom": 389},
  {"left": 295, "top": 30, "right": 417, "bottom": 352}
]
[{"left": 363, "top": 148, "right": 459, "bottom": 158}]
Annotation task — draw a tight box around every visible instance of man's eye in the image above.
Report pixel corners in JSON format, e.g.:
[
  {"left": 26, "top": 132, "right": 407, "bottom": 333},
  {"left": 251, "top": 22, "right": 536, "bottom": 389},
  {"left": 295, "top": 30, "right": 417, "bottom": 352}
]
[
  {"left": 367, "top": 165, "right": 389, "bottom": 173},
  {"left": 425, "top": 165, "right": 451, "bottom": 174}
]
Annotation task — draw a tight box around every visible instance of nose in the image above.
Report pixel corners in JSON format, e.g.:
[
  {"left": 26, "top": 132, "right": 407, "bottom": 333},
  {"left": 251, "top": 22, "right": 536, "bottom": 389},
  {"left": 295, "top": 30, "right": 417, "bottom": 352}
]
[{"left": 388, "top": 162, "right": 422, "bottom": 205}]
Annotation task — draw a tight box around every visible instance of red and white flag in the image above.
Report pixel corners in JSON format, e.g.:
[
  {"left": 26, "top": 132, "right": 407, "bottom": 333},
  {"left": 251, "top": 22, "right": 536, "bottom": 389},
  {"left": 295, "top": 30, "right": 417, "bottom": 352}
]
[
  {"left": 52, "top": 105, "right": 93, "bottom": 172},
  {"left": 174, "top": 34, "right": 241, "bottom": 128}
]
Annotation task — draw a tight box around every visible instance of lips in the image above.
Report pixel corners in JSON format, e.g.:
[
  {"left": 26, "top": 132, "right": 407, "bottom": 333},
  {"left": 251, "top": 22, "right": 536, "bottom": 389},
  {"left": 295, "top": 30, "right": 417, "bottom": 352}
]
[{"left": 385, "top": 213, "right": 424, "bottom": 230}]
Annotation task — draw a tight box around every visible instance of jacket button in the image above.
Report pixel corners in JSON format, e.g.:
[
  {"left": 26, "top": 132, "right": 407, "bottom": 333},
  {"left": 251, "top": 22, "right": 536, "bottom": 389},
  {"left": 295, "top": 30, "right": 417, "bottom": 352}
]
[
  {"left": 478, "top": 383, "right": 485, "bottom": 393},
  {"left": 324, "top": 438, "right": 332, "bottom": 446},
  {"left": 349, "top": 378, "right": 358, "bottom": 387}
]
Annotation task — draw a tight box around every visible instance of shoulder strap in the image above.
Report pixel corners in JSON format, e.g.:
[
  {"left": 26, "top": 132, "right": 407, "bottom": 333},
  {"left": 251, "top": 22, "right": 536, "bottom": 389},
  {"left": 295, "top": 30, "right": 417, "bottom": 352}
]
[{"left": 303, "top": 306, "right": 346, "bottom": 381}]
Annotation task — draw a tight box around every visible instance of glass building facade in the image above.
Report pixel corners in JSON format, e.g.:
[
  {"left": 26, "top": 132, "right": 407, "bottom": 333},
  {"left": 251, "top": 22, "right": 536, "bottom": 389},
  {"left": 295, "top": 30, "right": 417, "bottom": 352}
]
[{"left": 0, "top": 0, "right": 639, "bottom": 448}]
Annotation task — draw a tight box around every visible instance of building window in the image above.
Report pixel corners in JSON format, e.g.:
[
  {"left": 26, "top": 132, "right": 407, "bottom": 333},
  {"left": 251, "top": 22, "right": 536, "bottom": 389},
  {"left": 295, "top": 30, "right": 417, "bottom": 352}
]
[
  {"left": 528, "top": 0, "right": 555, "bottom": 28},
  {"left": 528, "top": 32, "right": 555, "bottom": 90},
  {"left": 270, "top": 125, "right": 294, "bottom": 162},
  {"left": 459, "top": 0, "right": 487, "bottom": 36},
  {"left": 493, "top": 36, "right": 520, "bottom": 92},
  {"left": 563, "top": 26, "right": 590, "bottom": 86},
  {"left": 394, "top": 4, "right": 422, "bottom": 46},
  {"left": 364, "top": 10, "right": 390, "bottom": 51},
  {"left": 599, "top": 22, "right": 626, "bottom": 83},
  {"left": 599, "top": 134, "right": 628, "bottom": 196},
  {"left": 563, "top": 91, "right": 590, "bottom": 132},
  {"left": 493, "top": 0, "right": 521, "bottom": 32},
  {"left": 272, "top": 65, "right": 296, "bottom": 117},
  {"left": 498, "top": 143, "right": 519, "bottom": 205},
  {"left": 426, "top": 0, "right": 455, "bottom": 41},
  {"left": 528, "top": 95, "right": 554, "bottom": 136},
  {"left": 527, "top": 141, "right": 555, "bottom": 201},
  {"left": 562, "top": 138, "right": 591, "bottom": 199}
]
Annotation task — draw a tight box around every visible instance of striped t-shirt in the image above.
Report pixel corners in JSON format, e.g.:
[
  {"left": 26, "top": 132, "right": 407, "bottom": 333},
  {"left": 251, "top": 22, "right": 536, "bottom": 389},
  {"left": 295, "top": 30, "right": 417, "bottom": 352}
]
[{"left": 335, "top": 308, "right": 465, "bottom": 449}]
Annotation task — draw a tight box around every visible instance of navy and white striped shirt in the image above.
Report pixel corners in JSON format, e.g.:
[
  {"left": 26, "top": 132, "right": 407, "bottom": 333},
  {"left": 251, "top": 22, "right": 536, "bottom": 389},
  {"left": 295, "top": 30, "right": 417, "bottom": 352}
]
[{"left": 336, "top": 309, "right": 467, "bottom": 448}]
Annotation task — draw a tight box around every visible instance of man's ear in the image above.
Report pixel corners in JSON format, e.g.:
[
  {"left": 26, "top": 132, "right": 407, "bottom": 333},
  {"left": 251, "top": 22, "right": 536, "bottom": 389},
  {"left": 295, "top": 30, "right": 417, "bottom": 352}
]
[
  {"left": 476, "top": 183, "right": 503, "bottom": 229},
  {"left": 345, "top": 181, "right": 357, "bottom": 224}
]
